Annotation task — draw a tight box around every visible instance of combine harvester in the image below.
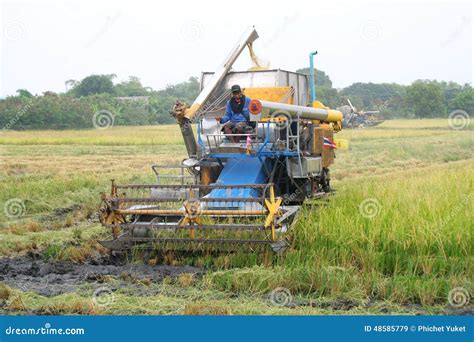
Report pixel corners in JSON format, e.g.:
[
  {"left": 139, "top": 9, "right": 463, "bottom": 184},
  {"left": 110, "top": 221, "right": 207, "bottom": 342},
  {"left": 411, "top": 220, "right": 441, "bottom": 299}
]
[
  {"left": 99, "top": 27, "right": 343, "bottom": 253},
  {"left": 340, "top": 97, "right": 385, "bottom": 128}
]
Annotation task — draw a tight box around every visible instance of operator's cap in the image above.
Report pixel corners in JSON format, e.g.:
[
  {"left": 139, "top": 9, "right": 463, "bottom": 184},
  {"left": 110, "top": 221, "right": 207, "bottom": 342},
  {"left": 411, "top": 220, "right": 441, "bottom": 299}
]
[{"left": 231, "top": 84, "right": 241, "bottom": 93}]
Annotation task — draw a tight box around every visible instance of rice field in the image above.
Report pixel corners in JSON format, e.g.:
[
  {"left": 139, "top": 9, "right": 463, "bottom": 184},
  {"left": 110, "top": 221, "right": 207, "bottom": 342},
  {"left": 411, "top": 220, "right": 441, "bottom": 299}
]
[{"left": 0, "top": 118, "right": 472, "bottom": 315}]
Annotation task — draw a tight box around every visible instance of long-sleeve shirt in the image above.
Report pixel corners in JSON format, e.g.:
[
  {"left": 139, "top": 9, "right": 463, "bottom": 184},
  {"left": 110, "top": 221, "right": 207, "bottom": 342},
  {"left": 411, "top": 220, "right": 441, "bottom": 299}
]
[{"left": 220, "top": 96, "right": 251, "bottom": 124}]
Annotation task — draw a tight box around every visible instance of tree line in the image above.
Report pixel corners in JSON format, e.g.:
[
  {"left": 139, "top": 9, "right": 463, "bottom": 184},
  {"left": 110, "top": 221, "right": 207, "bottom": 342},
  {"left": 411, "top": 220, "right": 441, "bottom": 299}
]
[
  {"left": 0, "top": 71, "right": 472, "bottom": 130},
  {"left": 297, "top": 68, "right": 473, "bottom": 118},
  {"left": 0, "top": 75, "right": 199, "bottom": 130}
]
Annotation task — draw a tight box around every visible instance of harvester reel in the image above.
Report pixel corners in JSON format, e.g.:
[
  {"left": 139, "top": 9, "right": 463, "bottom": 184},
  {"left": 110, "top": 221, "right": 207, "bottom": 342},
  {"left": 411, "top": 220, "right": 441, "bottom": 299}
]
[
  {"left": 98, "top": 183, "right": 299, "bottom": 253},
  {"left": 183, "top": 198, "right": 202, "bottom": 220},
  {"left": 98, "top": 194, "right": 124, "bottom": 226}
]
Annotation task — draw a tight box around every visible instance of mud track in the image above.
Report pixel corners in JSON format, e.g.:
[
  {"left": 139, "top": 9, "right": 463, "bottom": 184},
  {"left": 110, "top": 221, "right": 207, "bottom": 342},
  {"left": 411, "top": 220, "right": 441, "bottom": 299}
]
[
  {"left": 0, "top": 253, "right": 203, "bottom": 297},
  {"left": 1, "top": 254, "right": 472, "bottom": 316}
]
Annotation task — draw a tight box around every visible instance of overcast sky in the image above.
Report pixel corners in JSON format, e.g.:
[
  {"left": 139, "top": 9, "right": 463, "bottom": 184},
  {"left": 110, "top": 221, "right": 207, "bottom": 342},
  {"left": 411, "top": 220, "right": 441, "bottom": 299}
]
[{"left": 0, "top": 0, "right": 472, "bottom": 97}]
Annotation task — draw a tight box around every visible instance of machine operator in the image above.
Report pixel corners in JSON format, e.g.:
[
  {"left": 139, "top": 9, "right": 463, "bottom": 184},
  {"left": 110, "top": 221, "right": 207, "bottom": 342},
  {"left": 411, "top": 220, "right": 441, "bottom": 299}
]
[{"left": 216, "top": 85, "right": 252, "bottom": 143}]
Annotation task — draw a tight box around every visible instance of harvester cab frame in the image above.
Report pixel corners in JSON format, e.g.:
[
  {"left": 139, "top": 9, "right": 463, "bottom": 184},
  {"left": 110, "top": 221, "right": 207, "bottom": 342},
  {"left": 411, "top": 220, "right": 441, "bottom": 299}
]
[{"left": 98, "top": 27, "right": 343, "bottom": 253}]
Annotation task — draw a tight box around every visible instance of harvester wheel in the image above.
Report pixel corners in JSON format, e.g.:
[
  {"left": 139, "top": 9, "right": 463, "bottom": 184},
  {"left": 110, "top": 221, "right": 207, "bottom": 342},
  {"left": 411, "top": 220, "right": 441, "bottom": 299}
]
[
  {"left": 320, "top": 168, "right": 331, "bottom": 193},
  {"left": 271, "top": 239, "right": 290, "bottom": 253}
]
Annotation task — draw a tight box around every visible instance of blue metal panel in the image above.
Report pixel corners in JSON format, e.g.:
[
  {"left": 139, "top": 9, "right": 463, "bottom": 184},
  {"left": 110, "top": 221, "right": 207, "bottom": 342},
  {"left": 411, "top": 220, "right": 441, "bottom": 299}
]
[
  {"left": 216, "top": 157, "right": 267, "bottom": 185},
  {"left": 207, "top": 157, "right": 268, "bottom": 210}
]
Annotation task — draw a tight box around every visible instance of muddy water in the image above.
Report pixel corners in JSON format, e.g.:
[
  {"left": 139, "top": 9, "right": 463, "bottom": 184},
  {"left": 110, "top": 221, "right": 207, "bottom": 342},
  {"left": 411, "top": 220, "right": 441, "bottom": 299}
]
[{"left": 0, "top": 253, "right": 203, "bottom": 297}]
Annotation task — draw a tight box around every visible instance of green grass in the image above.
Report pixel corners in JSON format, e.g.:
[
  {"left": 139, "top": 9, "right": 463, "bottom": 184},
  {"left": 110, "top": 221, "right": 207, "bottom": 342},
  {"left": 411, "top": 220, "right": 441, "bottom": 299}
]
[
  {"left": 0, "top": 125, "right": 185, "bottom": 145},
  {"left": 207, "top": 160, "right": 472, "bottom": 306},
  {"left": 0, "top": 119, "right": 472, "bottom": 314},
  {"left": 3, "top": 280, "right": 446, "bottom": 315}
]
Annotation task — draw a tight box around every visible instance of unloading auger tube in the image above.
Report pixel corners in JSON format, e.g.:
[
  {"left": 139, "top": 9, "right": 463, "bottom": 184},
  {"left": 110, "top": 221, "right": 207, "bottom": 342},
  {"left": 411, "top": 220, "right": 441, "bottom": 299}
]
[{"left": 249, "top": 99, "right": 343, "bottom": 123}]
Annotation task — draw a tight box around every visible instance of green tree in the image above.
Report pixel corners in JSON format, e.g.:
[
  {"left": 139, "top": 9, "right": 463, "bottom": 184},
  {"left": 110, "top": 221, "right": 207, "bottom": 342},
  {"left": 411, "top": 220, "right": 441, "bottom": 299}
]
[
  {"left": 16, "top": 89, "right": 33, "bottom": 98},
  {"left": 160, "top": 77, "right": 200, "bottom": 103},
  {"left": 341, "top": 82, "right": 404, "bottom": 109},
  {"left": 146, "top": 77, "right": 200, "bottom": 124},
  {"left": 317, "top": 86, "right": 340, "bottom": 108},
  {"left": 149, "top": 96, "right": 176, "bottom": 124},
  {"left": 71, "top": 74, "right": 116, "bottom": 97},
  {"left": 404, "top": 80, "right": 445, "bottom": 118},
  {"left": 439, "top": 81, "right": 463, "bottom": 110},
  {"left": 114, "top": 76, "right": 150, "bottom": 97},
  {"left": 449, "top": 87, "right": 474, "bottom": 114},
  {"left": 296, "top": 68, "right": 332, "bottom": 87},
  {"left": 295, "top": 68, "right": 340, "bottom": 106},
  {"left": 65, "top": 79, "right": 79, "bottom": 91}
]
